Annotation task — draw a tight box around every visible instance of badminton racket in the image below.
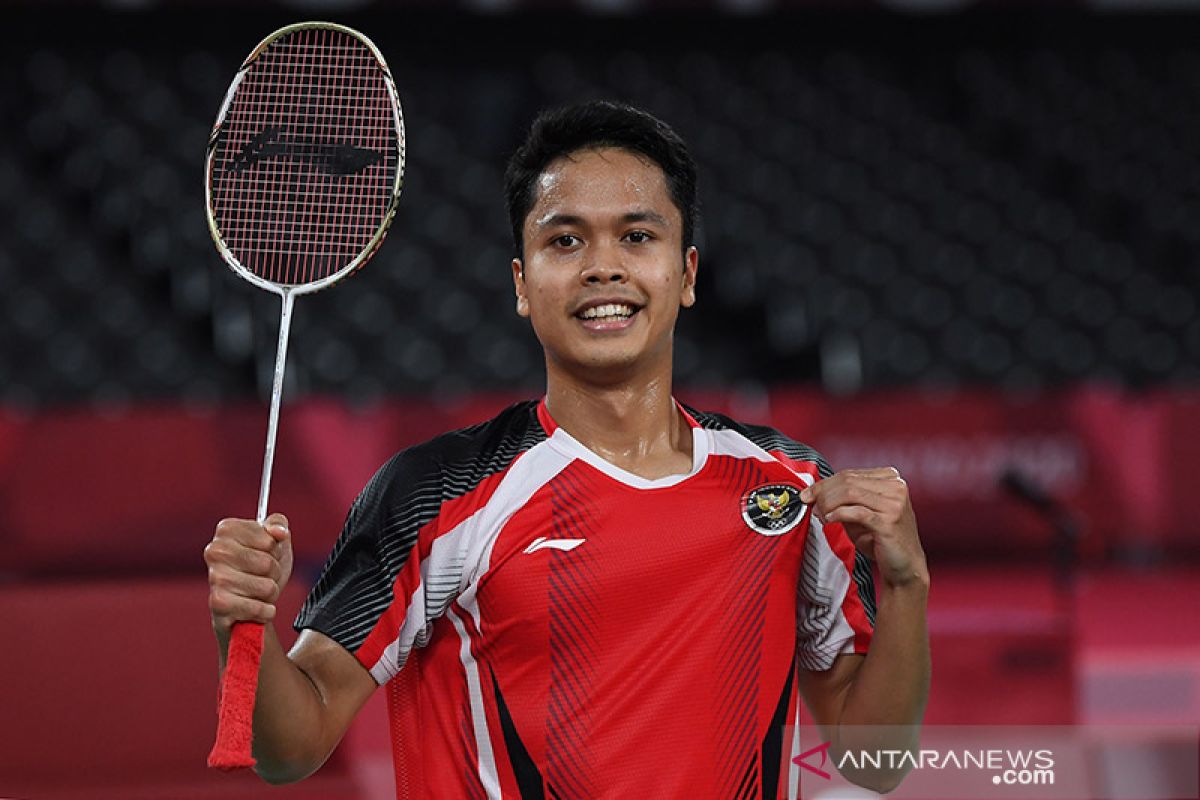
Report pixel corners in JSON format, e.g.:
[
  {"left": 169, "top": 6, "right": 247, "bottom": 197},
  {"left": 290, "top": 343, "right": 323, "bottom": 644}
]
[{"left": 203, "top": 20, "right": 404, "bottom": 770}]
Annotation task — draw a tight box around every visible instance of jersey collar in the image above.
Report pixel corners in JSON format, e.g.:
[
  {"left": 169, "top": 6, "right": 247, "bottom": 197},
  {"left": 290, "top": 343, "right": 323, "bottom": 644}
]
[{"left": 536, "top": 397, "right": 709, "bottom": 490}]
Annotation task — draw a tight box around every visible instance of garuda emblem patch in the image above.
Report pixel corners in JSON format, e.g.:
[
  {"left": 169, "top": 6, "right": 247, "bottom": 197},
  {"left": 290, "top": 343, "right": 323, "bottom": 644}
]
[{"left": 742, "top": 483, "right": 807, "bottom": 536}]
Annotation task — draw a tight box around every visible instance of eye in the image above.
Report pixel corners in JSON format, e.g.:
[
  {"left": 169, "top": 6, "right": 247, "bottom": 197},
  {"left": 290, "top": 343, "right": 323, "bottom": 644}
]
[
  {"left": 552, "top": 234, "right": 580, "bottom": 248},
  {"left": 625, "top": 230, "right": 653, "bottom": 244}
]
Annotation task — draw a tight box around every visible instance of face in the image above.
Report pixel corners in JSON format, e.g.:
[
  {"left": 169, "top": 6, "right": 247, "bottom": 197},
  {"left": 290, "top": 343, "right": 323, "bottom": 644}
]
[{"left": 512, "top": 147, "right": 698, "bottom": 383}]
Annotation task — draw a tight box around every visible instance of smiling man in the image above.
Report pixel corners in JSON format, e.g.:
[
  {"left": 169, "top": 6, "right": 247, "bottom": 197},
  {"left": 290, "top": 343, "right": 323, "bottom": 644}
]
[{"left": 205, "top": 100, "right": 930, "bottom": 798}]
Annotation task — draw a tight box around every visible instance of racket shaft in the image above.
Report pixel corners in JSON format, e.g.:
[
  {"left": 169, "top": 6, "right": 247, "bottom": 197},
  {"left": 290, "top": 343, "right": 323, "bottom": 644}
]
[{"left": 257, "top": 290, "right": 295, "bottom": 523}]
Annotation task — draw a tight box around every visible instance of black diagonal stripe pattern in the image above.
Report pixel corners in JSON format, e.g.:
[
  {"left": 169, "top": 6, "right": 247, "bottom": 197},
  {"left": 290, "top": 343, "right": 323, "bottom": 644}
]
[
  {"left": 545, "top": 464, "right": 601, "bottom": 800},
  {"left": 296, "top": 400, "right": 548, "bottom": 656},
  {"left": 734, "top": 756, "right": 759, "bottom": 800},
  {"left": 851, "top": 551, "right": 877, "bottom": 627}
]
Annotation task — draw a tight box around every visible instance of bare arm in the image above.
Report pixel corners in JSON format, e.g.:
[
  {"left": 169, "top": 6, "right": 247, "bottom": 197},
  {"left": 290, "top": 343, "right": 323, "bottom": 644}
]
[
  {"left": 244, "top": 628, "right": 377, "bottom": 782},
  {"left": 797, "top": 469, "right": 931, "bottom": 793},
  {"left": 205, "top": 514, "right": 378, "bottom": 784}
]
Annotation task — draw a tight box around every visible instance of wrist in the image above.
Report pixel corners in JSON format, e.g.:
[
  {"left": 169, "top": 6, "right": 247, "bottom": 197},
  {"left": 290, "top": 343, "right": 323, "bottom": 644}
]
[{"left": 879, "top": 565, "right": 930, "bottom": 595}]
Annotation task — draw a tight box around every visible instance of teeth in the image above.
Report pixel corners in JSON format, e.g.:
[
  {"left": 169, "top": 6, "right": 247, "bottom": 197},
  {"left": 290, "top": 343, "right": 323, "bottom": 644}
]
[{"left": 580, "top": 303, "right": 634, "bottom": 320}]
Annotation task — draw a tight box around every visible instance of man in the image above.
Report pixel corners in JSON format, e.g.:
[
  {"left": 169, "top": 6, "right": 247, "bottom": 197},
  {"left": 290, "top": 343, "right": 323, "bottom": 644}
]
[{"left": 205, "top": 100, "right": 930, "bottom": 797}]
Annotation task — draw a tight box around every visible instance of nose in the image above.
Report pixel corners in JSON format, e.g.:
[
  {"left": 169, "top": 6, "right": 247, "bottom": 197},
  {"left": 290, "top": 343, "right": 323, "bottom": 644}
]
[{"left": 580, "top": 242, "right": 627, "bottom": 284}]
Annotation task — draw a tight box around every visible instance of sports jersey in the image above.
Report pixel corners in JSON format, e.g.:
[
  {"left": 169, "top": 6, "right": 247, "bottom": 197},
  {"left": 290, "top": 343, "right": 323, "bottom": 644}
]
[{"left": 296, "top": 399, "right": 876, "bottom": 799}]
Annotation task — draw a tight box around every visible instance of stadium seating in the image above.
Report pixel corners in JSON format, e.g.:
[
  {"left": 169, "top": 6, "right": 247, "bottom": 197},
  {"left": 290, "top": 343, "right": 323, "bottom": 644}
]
[{"left": 1, "top": 12, "right": 1197, "bottom": 410}]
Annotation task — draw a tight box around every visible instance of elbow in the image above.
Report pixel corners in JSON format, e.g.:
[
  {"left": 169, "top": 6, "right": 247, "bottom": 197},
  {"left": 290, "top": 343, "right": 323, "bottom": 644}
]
[
  {"left": 840, "top": 762, "right": 912, "bottom": 796},
  {"left": 869, "top": 772, "right": 909, "bottom": 795},
  {"left": 256, "top": 771, "right": 293, "bottom": 786},
  {"left": 839, "top": 765, "right": 910, "bottom": 795},
  {"left": 254, "top": 763, "right": 309, "bottom": 786},
  {"left": 253, "top": 750, "right": 326, "bottom": 785}
]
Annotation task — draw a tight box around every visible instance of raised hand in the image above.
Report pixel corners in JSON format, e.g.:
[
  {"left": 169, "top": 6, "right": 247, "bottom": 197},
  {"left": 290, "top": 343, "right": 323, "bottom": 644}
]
[
  {"left": 204, "top": 512, "right": 294, "bottom": 636},
  {"left": 800, "top": 468, "right": 928, "bottom": 589}
]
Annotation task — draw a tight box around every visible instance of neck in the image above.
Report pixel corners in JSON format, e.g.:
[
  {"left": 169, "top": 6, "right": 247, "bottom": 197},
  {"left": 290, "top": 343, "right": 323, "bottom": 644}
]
[{"left": 543, "top": 366, "right": 693, "bottom": 480}]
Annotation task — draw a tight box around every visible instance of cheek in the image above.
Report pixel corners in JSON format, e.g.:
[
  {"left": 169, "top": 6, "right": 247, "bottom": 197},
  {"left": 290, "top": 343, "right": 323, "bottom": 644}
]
[
  {"left": 524, "top": 280, "right": 564, "bottom": 323},
  {"left": 653, "top": 269, "right": 683, "bottom": 294},
  {"left": 529, "top": 283, "right": 555, "bottom": 306}
]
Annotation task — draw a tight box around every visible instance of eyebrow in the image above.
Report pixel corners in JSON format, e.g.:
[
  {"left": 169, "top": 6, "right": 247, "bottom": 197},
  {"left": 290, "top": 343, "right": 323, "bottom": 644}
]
[
  {"left": 532, "top": 210, "right": 672, "bottom": 232},
  {"left": 622, "top": 210, "right": 671, "bottom": 228}
]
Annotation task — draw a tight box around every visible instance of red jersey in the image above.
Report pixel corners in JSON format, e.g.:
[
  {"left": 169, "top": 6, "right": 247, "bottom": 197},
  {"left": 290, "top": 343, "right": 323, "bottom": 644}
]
[{"left": 296, "top": 399, "right": 875, "bottom": 799}]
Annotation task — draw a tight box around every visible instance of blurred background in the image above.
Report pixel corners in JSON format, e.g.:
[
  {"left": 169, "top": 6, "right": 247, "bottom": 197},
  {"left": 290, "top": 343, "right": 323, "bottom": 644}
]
[{"left": 1, "top": 0, "right": 1197, "bottom": 797}]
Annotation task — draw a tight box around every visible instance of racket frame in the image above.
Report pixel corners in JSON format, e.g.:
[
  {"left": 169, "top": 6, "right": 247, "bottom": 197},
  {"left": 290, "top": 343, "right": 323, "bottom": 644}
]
[
  {"left": 202, "top": 20, "right": 405, "bottom": 522},
  {"left": 204, "top": 20, "right": 406, "bottom": 300}
]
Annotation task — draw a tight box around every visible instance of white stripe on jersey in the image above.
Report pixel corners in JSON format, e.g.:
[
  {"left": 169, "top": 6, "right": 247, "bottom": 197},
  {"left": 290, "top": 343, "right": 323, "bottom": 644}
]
[
  {"left": 368, "top": 438, "right": 572, "bottom": 683},
  {"left": 707, "top": 427, "right": 778, "bottom": 464},
  {"left": 370, "top": 528, "right": 464, "bottom": 683},
  {"left": 450, "top": 606, "right": 502, "bottom": 800},
  {"left": 543, "top": 425, "right": 711, "bottom": 490},
  {"left": 797, "top": 512, "right": 860, "bottom": 671}
]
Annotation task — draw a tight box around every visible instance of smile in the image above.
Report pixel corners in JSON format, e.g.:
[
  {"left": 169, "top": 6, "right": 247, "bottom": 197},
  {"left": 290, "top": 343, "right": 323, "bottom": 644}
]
[
  {"left": 578, "top": 303, "right": 636, "bottom": 321},
  {"left": 575, "top": 301, "right": 641, "bottom": 331}
]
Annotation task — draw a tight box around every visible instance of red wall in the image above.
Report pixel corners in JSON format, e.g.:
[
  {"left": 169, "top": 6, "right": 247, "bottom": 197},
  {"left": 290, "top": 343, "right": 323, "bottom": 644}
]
[{"left": 1, "top": 387, "right": 1195, "bottom": 581}]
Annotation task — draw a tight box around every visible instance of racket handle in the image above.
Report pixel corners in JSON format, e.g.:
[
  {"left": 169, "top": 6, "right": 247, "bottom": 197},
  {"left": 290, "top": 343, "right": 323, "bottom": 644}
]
[{"left": 207, "top": 620, "right": 265, "bottom": 770}]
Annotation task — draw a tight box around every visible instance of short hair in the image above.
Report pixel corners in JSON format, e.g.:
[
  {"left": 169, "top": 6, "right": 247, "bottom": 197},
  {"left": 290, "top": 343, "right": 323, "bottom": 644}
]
[{"left": 504, "top": 100, "right": 699, "bottom": 259}]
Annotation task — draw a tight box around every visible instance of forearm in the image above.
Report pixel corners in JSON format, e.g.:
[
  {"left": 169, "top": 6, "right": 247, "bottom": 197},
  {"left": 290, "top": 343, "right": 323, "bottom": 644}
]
[
  {"left": 840, "top": 577, "right": 930, "bottom": 730},
  {"left": 835, "top": 577, "right": 930, "bottom": 790},
  {"left": 215, "top": 624, "right": 339, "bottom": 783}
]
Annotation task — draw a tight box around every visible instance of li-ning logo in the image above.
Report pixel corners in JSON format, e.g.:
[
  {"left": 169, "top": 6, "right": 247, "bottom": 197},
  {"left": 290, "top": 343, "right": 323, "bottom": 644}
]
[
  {"left": 523, "top": 537, "right": 586, "bottom": 554},
  {"left": 228, "top": 126, "right": 383, "bottom": 175},
  {"left": 742, "top": 483, "right": 807, "bottom": 536}
]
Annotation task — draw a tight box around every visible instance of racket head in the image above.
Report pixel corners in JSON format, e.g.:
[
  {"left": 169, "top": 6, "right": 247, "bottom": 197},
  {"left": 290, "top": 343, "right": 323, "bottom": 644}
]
[{"left": 205, "top": 21, "right": 405, "bottom": 296}]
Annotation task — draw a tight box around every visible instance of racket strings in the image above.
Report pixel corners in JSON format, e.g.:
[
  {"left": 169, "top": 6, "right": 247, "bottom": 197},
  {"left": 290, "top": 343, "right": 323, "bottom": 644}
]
[{"left": 211, "top": 27, "right": 397, "bottom": 287}]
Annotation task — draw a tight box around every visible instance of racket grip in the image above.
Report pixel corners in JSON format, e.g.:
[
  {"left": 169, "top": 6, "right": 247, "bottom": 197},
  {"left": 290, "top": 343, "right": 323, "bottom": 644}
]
[{"left": 207, "top": 620, "right": 265, "bottom": 770}]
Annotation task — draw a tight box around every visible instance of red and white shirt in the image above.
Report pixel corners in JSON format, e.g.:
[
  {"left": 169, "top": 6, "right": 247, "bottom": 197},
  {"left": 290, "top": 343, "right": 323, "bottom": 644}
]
[{"left": 296, "top": 399, "right": 875, "bottom": 799}]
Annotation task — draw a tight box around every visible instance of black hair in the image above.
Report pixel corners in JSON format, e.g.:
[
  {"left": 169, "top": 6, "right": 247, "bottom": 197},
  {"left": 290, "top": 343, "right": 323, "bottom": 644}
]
[{"left": 503, "top": 100, "right": 699, "bottom": 259}]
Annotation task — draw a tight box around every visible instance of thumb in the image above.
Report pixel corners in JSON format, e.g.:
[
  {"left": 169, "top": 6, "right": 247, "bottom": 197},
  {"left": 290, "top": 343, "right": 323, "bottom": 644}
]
[{"left": 263, "top": 512, "right": 291, "bottom": 541}]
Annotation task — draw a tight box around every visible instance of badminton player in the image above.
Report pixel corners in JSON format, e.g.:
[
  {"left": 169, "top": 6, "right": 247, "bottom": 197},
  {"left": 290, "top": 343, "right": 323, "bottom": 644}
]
[{"left": 204, "top": 100, "right": 930, "bottom": 797}]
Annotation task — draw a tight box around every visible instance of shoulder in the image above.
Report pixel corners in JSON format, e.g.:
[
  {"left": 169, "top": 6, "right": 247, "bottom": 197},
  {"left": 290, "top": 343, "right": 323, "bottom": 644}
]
[
  {"left": 367, "top": 399, "right": 547, "bottom": 501},
  {"left": 686, "top": 406, "right": 834, "bottom": 479}
]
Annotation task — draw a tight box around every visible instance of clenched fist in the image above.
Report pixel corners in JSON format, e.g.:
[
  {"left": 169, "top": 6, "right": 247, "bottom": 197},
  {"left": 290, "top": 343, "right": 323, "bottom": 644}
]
[
  {"left": 204, "top": 513, "right": 294, "bottom": 636},
  {"left": 800, "top": 467, "right": 928, "bottom": 589}
]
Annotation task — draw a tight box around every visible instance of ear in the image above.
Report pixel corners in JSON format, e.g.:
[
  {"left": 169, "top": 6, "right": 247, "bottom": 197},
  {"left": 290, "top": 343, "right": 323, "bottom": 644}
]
[
  {"left": 512, "top": 258, "right": 530, "bottom": 318},
  {"left": 680, "top": 246, "right": 699, "bottom": 309}
]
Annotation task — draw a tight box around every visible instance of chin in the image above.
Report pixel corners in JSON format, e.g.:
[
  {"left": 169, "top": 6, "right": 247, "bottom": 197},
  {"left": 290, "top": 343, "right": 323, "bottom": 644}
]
[
  {"left": 580, "top": 353, "right": 642, "bottom": 376},
  {"left": 550, "top": 348, "right": 642, "bottom": 381}
]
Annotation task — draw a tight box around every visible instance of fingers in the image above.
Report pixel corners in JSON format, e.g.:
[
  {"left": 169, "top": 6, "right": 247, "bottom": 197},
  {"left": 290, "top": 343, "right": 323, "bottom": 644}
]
[
  {"left": 208, "top": 588, "right": 278, "bottom": 625},
  {"left": 262, "top": 514, "right": 292, "bottom": 564},
  {"left": 800, "top": 468, "right": 908, "bottom": 519},
  {"left": 822, "top": 503, "right": 882, "bottom": 529},
  {"left": 842, "top": 467, "right": 902, "bottom": 480},
  {"left": 205, "top": 516, "right": 292, "bottom": 629},
  {"left": 206, "top": 539, "right": 283, "bottom": 584},
  {"left": 212, "top": 517, "right": 276, "bottom": 551},
  {"left": 264, "top": 512, "right": 291, "bottom": 541}
]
